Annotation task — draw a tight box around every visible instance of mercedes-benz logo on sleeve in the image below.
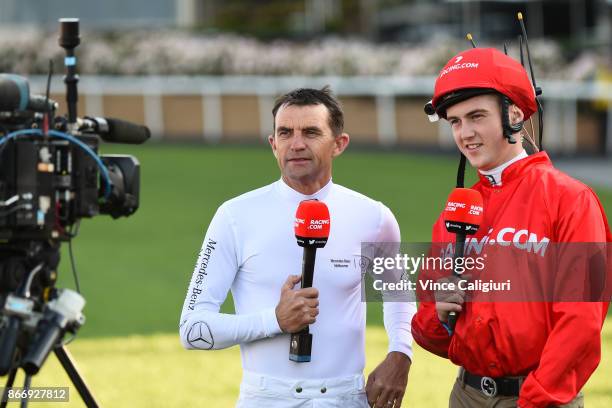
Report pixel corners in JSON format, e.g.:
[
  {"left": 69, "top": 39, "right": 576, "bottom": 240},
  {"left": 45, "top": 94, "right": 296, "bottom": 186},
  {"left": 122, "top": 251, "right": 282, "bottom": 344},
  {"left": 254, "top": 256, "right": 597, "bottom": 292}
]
[
  {"left": 480, "top": 376, "right": 498, "bottom": 397},
  {"left": 187, "top": 321, "right": 214, "bottom": 350}
]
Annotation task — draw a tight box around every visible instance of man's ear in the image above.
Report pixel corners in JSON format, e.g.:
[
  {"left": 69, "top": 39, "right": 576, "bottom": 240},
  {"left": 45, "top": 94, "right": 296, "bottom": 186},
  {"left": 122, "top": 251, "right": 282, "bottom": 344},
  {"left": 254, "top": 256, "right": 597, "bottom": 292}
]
[
  {"left": 268, "top": 134, "right": 277, "bottom": 158},
  {"left": 332, "top": 133, "right": 350, "bottom": 158},
  {"left": 511, "top": 105, "right": 525, "bottom": 125}
]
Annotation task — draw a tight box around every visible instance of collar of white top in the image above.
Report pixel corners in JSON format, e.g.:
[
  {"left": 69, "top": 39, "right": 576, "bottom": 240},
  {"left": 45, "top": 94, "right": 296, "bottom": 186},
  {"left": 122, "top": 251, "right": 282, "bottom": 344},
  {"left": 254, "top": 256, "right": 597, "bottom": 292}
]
[
  {"left": 277, "top": 177, "right": 334, "bottom": 202},
  {"left": 478, "top": 150, "right": 528, "bottom": 187}
]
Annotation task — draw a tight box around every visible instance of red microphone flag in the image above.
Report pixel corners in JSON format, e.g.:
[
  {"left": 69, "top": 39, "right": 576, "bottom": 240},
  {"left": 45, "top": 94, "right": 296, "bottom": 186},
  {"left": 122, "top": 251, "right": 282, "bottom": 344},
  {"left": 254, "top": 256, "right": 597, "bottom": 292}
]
[
  {"left": 294, "top": 200, "right": 330, "bottom": 248},
  {"left": 443, "top": 188, "right": 484, "bottom": 235}
]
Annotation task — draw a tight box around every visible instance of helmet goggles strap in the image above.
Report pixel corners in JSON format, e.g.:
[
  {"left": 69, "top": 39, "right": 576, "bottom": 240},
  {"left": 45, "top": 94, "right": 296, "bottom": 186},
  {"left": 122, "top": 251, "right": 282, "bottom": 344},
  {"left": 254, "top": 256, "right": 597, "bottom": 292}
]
[{"left": 501, "top": 95, "right": 523, "bottom": 144}]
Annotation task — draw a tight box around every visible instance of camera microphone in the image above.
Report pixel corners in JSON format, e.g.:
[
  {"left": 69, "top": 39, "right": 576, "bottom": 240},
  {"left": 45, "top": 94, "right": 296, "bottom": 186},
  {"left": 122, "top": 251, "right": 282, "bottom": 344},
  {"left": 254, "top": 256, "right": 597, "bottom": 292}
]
[
  {"left": 289, "top": 199, "right": 330, "bottom": 363},
  {"left": 79, "top": 116, "right": 151, "bottom": 145},
  {"left": 443, "top": 188, "right": 484, "bottom": 331},
  {"left": 0, "top": 74, "right": 57, "bottom": 112},
  {"left": 22, "top": 289, "right": 85, "bottom": 375}
]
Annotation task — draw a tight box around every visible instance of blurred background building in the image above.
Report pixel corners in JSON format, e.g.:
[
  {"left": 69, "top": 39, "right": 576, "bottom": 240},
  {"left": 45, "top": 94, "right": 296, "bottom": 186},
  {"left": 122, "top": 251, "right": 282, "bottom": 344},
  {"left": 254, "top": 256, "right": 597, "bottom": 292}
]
[
  {"left": 2, "top": 0, "right": 610, "bottom": 46},
  {"left": 0, "top": 0, "right": 611, "bottom": 155}
]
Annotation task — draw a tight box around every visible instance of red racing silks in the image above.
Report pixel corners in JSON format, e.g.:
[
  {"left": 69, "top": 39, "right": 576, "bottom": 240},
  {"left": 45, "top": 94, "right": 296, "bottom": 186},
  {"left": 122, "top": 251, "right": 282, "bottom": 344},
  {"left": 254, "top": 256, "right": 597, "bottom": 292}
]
[{"left": 411, "top": 151, "right": 612, "bottom": 407}]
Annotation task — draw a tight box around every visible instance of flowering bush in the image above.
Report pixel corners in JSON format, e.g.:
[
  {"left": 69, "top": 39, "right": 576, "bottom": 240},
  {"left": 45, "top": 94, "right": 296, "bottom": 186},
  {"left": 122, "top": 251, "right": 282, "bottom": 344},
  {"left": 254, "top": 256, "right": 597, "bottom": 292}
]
[{"left": 0, "top": 28, "right": 605, "bottom": 80}]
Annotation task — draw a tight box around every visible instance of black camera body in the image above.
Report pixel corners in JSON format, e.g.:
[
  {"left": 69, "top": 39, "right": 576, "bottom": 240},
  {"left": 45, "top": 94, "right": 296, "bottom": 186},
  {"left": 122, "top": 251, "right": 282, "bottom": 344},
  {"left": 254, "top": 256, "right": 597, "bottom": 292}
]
[{"left": 0, "top": 115, "right": 142, "bottom": 243}]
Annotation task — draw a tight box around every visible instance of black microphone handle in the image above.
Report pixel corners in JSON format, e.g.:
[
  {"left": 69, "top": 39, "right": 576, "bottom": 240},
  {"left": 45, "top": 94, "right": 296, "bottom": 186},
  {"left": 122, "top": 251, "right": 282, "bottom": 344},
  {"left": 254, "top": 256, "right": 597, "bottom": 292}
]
[
  {"left": 448, "top": 233, "right": 467, "bottom": 331},
  {"left": 454, "top": 233, "right": 466, "bottom": 261},
  {"left": 296, "top": 246, "right": 317, "bottom": 336},
  {"left": 0, "top": 317, "right": 21, "bottom": 376},
  {"left": 289, "top": 246, "right": 318, "bottom": 362},
  {"left": 300, "top": 246, "right": 317, "bottom": 289}
]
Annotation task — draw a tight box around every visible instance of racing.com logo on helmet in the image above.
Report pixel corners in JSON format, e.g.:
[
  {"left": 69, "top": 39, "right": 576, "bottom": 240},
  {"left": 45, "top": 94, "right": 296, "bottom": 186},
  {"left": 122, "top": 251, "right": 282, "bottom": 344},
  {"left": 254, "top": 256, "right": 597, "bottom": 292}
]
[{"left": 439, "top": 61, "right": 479, "bottom": 79}]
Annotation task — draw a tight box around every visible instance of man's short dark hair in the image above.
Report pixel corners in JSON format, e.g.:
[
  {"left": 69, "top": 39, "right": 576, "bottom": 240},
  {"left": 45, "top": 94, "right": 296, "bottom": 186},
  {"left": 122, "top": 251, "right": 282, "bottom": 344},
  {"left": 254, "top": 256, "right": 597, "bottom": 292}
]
[{"left": 272, "top": 86, "right": 344, "bottom": 136}]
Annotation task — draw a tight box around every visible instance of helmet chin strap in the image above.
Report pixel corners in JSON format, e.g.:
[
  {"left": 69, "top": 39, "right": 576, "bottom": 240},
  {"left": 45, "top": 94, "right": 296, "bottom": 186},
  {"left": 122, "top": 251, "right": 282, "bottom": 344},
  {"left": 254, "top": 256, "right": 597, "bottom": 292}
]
[{"left": 501, "top": 95, "right": 523, "bottom": 144}]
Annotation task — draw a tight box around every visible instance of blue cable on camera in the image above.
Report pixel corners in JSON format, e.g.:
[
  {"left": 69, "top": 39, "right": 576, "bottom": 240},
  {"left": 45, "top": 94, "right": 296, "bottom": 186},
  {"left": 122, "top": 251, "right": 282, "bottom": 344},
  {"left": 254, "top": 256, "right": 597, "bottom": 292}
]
[{"left": 0, "top": 128, "right": 112, "bottom": 199}]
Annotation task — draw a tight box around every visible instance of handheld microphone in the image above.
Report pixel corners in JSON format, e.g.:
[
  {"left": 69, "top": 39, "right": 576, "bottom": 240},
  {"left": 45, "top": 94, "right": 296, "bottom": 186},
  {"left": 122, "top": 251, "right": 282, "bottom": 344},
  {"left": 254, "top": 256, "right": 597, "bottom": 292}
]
[
  {"left": 79, "top": 117, "right": 151, "bottom": 145},
  {"left": 289, "top": 199, "right": 330, "bottom": 363},
  {"left": 443, "top": 188, "right": 484, "bottom": 331}
]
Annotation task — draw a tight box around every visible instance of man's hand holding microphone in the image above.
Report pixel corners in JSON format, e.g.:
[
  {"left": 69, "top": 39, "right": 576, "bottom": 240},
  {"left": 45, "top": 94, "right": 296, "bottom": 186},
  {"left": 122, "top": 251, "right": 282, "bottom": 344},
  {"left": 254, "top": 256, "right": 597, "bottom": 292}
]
[
  {"left": 276, "top": 275, "right": 319, "bottom": 333},
  {"left": 434, "top": 275, "right": 468, "bottom": 324}
]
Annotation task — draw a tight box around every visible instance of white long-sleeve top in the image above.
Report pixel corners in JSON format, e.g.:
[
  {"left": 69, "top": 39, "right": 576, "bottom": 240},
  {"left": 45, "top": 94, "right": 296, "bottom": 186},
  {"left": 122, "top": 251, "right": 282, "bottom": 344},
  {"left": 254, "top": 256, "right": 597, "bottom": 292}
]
[{"left": 179, "top": 178, "right": 415, "bottom": 379}]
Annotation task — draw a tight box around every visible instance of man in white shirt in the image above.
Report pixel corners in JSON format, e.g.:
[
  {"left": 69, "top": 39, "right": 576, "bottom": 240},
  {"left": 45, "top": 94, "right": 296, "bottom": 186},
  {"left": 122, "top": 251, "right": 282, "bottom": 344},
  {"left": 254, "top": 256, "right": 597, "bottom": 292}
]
[{"left": 180, "top": 87, "right": 415, "bottom": 408}]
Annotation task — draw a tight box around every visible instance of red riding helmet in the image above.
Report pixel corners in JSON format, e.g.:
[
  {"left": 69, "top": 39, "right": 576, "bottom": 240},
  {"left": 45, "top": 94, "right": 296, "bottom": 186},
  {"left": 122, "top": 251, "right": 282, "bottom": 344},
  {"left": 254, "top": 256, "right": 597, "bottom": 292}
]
[{"left": 429, "top": 48, "right": 537, "bottom": 120}]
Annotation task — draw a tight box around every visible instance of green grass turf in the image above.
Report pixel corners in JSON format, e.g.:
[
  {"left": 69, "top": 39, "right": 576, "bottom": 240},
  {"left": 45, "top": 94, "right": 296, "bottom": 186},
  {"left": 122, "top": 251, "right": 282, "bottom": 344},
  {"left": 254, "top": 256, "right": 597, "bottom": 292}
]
[
  {"left": 55, "top": 144, "right": 612, "bottom": 337},
  {"left": 14, "top": 322, "right": 612, "bottom": 407}
]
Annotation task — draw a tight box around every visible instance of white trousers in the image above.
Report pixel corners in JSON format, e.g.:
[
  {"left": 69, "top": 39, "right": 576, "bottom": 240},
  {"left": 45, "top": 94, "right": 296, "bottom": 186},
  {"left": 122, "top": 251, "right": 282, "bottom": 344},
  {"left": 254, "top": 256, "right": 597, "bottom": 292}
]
[{"left": 236, "top": 371, "right": 369, "bottom": 408}]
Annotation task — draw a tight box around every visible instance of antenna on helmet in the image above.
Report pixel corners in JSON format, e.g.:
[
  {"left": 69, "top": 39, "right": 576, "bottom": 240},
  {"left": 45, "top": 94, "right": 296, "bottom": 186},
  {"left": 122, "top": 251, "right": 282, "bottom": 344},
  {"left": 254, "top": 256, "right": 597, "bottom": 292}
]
[
  {"left": 466, "top": 33, "right": 477, "bottom": 48},
  {"left": 517, "top": 33, "right": 539, "bottom": 153},
  {"left": 518, "top": 35, "right": 525, "bottom": 67},
  {"left": 518, "top": 12, "right": 544, "bottom": 150}
]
